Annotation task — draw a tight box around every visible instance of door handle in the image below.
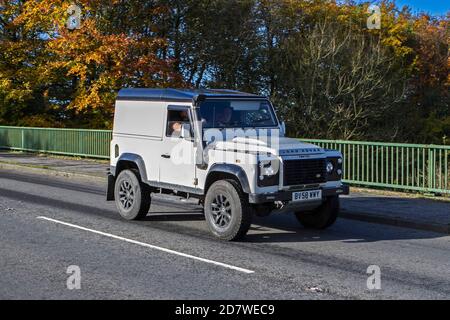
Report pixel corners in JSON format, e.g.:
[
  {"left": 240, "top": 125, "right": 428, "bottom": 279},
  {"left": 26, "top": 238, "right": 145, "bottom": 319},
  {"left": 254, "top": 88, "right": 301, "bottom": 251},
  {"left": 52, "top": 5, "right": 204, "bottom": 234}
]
[{"left": 161, "top": 154, "right": 171, "bottom": 159}]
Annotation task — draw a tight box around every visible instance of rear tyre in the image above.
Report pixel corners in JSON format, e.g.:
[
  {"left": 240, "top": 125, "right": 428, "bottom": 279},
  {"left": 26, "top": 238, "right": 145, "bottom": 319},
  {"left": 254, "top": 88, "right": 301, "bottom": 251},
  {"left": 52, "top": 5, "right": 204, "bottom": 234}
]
[
  {"left": 114, "top": 169, "right": 151, "bottom": 220},
  {"left": 204, "top": 179, "right": 252, "bottom": 241},
  {"left": 295, "top": 196, "right": 339, "bottom": 229}
]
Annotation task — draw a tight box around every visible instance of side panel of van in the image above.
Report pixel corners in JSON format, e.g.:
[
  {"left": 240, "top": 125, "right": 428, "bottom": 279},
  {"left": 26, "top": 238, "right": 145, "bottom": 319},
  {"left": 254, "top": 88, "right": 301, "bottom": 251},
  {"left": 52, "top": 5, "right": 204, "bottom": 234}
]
[
  {"left": 111, "top": 100, "right": 165, "bottom": 182},
  {"left": 113, "top": 100, "right": 165, "bottom": 137}
]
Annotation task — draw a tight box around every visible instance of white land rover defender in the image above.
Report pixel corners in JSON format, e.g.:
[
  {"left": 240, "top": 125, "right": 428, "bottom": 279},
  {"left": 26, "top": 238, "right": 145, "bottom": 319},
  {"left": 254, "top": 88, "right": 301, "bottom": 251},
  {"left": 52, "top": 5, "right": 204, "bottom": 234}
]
[{"left": 107, "top": 88, "right": 349, "bottom": 240}]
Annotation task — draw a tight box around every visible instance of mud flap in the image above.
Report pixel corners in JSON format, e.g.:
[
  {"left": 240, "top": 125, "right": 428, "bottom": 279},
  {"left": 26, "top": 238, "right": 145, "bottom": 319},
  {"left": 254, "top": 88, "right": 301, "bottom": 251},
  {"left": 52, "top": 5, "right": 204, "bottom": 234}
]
[{"left": 106, "top": 172, "right": 115, "bottom": 201}]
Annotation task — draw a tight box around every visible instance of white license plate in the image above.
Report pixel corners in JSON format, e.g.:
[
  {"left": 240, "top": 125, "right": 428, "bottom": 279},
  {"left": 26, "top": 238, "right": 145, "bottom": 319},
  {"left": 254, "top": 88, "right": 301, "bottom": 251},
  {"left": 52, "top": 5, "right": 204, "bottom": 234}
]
[{"left": 292, "top": 190, "right": 322, "bottom": 202}]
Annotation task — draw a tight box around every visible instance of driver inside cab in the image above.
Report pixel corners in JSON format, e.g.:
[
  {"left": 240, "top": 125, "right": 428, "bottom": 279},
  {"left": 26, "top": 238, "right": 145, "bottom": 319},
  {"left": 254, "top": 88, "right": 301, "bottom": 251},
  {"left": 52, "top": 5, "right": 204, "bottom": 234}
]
[{"left": 168, "top": 110, "right": 189, "bottom": 137}]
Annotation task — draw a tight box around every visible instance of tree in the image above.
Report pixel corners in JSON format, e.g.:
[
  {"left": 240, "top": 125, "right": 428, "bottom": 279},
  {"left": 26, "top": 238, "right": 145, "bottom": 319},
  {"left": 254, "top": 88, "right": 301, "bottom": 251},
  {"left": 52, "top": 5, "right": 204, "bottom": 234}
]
[
  {"left": 0, "top": 0, "right": 448, "bottom": 145},
  {"left": 159, "top": 0, "right": 263, "bottom": 91},
  {"left": 2, "top": 0, "right": 181, "bottom": 128},
  {"left": 0, "top": 0, "right": 57, "bottom": 126},
  {"left": 404, "top": 13, "right": 450, "bottom": 144},
  {"left": 259, "top": 0, "right": 411, "bottom": 140}
]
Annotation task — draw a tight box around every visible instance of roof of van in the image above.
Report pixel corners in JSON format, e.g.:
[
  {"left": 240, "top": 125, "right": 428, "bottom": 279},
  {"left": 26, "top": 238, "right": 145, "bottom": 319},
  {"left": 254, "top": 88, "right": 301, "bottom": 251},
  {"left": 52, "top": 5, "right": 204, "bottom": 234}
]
[{"left": 116, "top": 88, "right": 265, "bottom": 102}]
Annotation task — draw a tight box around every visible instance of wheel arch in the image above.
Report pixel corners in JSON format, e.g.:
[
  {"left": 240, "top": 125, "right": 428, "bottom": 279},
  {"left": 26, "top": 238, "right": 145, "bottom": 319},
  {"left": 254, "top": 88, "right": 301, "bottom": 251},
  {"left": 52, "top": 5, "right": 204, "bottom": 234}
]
[
  {"left": 205, "top": 164, "right": 251, "bottom": 194},
  {"left": 114, "top": 153, "right": 148, "bottom": 182}
]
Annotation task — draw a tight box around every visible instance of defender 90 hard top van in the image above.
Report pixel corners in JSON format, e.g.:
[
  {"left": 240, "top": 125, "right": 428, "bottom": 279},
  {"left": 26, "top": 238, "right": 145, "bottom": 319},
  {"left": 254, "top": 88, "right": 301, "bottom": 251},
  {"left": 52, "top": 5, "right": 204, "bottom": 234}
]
[{"left": 107, "top": 88, "right": 349, "bottom": 240}]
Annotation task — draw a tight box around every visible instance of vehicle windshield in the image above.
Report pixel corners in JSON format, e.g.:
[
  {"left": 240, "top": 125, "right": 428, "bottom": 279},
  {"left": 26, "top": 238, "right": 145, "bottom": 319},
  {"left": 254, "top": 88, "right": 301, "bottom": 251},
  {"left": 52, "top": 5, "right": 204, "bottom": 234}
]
[{"left": 199, "top": 100, "right": 278, "bottom": 129}]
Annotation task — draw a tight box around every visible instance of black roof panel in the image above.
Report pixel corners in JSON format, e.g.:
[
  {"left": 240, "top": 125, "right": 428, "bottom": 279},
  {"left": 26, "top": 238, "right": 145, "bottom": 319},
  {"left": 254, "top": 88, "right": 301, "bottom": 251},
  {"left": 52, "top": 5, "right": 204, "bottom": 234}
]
[{"left": 117, "top": 88, "right": 264, "bottom": 102}]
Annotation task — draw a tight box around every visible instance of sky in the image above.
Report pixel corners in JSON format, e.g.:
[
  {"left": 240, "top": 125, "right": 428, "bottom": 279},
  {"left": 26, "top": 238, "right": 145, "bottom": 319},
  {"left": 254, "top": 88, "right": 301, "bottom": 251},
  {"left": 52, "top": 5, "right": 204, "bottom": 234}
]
[{"left": 391, "top": 1, "right": 449, "bottom": 15}]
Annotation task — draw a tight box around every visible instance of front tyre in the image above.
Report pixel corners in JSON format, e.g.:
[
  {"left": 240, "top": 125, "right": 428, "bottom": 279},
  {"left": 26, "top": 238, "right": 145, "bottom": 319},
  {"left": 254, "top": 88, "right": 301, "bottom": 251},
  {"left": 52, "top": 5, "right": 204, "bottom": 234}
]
[
  {"left": 204, "top": 180, "right": 252, "bottom": 241},
  {"left": 295, "top": 196, "right": 339, "bottom": 229},
  {"left": 114, "top": 169, "right": 151, "bottom": 220}
]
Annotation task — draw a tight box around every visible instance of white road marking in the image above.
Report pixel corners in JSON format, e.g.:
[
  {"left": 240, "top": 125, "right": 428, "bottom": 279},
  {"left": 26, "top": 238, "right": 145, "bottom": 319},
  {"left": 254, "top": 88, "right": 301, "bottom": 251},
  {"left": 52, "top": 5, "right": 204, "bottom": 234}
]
[{"left": 36, "top": 216, "right": 255, "bottom": 274}]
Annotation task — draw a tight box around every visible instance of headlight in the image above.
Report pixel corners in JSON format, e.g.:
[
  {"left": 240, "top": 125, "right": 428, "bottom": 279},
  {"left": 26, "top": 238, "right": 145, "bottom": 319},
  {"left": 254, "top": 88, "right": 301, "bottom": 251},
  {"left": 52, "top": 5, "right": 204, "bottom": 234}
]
[
  {"left": 259, "top": 160, "right": 275, "bottom": 178},
  {"left": 326, "top": 161, "right": 334, "bottom": 174},
  {"left": 258, "top": 159, "right": 280, "bottom": 187},
  {"left": 326, "top": 157, "right": 343, "bottom": 181}
]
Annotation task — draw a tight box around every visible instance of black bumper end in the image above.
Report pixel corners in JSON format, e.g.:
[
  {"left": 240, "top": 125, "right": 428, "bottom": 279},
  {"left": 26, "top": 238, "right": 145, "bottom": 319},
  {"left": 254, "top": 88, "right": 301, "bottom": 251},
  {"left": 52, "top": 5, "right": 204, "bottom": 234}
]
[{"left": 249, "top": 184, "right": 350, "bottom": 204}]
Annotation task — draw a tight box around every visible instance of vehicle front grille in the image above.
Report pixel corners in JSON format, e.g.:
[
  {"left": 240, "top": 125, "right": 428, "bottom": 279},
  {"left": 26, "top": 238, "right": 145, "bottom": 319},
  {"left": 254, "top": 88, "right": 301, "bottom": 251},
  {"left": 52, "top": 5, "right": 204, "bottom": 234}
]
[{"left": 283, "top": 158, "right": 326, "bottom": 186}]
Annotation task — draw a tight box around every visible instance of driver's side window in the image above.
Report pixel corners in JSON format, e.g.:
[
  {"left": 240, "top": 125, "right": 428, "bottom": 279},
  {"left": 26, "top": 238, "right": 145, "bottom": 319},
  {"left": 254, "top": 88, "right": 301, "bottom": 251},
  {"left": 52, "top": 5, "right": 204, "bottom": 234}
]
[{"left": 166, "top": 108, "right": 191, "bottom": 138}]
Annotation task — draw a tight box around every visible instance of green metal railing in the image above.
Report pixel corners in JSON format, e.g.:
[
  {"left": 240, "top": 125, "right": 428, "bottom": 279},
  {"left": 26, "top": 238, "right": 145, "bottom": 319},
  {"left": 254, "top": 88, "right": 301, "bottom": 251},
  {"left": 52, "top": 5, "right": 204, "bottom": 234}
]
[
  {"left": 0, "top": 126, "right": 449, "bottom": 194},
  {"left": 300, "top": 139, "right": 450, "bottom": 195},
  {"left": 0, "top": 126, "right": 111, "bottom": 159}
]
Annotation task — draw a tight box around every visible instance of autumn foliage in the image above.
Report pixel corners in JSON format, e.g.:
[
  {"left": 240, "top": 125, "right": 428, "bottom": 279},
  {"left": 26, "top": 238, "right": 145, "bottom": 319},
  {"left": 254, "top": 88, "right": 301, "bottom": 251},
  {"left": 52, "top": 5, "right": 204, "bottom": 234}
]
[
  {"left": 1, "top": 0, "right": 181, "bottom": 128},
  {"left": 0, "top": 1, "right": 448, "bottom": 143}
]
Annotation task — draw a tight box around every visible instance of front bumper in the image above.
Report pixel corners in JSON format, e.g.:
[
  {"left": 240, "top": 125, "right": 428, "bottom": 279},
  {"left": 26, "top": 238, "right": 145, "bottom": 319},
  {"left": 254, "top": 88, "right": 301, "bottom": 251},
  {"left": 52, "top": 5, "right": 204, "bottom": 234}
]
[{"left": 249, "top": 184, "right": 349, "bottom": 204}]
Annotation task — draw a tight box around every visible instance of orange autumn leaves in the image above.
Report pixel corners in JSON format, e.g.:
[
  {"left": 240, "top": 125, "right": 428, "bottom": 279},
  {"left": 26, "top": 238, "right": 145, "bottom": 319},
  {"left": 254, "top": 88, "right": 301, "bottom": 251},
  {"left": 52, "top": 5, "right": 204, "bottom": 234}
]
[{"left": 13, "top": 0, "right": 181, "bottom": 123}]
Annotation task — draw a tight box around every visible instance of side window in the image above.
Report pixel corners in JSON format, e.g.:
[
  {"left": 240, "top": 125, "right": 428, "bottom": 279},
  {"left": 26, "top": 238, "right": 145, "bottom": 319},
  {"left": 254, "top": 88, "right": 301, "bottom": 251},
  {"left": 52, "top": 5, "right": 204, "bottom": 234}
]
[{"left": 166, "top": 108, "right": 191, "bottom": 138}]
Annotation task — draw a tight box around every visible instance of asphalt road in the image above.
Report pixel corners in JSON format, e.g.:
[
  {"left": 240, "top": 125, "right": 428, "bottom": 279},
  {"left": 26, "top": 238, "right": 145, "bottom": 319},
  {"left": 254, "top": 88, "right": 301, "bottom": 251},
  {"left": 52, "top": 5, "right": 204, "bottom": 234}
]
[{"left": 0, "top": 169, "right": 449, "bottom": 300}]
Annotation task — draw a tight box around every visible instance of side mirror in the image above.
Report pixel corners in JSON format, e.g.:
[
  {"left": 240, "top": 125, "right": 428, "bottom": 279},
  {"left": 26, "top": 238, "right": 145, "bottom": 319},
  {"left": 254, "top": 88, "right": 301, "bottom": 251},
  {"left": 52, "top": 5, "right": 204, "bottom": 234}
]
[
  {"left": 280, "top": 121, "right": 286, "bottom": 137},
  {"left": 181, "top": 123, "right": 192, "bottom": 139}
]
